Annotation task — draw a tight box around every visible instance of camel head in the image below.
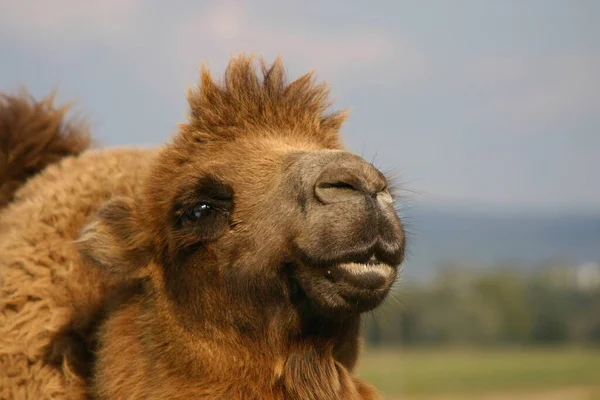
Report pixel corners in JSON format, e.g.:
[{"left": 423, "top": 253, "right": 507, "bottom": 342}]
[{"left": 77, "top": 55, "right": 405, "bottom": 350}]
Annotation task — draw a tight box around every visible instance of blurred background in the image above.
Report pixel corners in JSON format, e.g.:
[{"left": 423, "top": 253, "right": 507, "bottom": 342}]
[{"left": 1, "top": 1, "right": 599, "bottom": 398}]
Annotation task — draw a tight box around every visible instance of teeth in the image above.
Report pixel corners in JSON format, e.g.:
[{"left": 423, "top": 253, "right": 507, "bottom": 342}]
[{"left": 337, "top": 262, "right": 394, "bottom": 278}]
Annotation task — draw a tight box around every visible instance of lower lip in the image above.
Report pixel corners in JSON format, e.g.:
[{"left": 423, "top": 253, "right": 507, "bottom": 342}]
[
  {"left": 336, "top": 262, "right": 394, "bottom": 277},
  {"left": 330, "top": 262, "right": 394, "bottom": 290}
]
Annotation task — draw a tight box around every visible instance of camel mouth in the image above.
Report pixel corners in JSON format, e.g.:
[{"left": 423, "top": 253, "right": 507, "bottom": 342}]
[
  {"left": 289, "top": 255, "right": 398, "bottom": 317},
  {"left": 326, "top": 258, "right": 395, "bottom": 291}
]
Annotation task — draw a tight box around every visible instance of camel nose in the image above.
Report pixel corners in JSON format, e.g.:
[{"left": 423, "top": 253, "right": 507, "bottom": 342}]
[{"left": 314, "top": 154, "right": 389, "bottom": 204}]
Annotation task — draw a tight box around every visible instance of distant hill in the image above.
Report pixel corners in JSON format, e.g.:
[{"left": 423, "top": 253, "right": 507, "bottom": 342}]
[{"left": 399, "top": 206, "right": 600, "bottom": 280}]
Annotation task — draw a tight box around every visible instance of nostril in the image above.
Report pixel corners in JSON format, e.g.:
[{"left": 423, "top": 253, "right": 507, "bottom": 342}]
[
  {"left": 316, "top": 181, "right": 357, "bottom": 191},
  {"left": 312, "top": 157, "right": 388, "bottom": 204},
  {"left": 315, "top": 178, "right": 364, "bottom": 204}
]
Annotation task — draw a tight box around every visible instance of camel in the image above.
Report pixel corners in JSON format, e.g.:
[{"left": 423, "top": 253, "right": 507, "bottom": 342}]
[{"left": 0, "top": 55, "right": 405, "bottom": 399}]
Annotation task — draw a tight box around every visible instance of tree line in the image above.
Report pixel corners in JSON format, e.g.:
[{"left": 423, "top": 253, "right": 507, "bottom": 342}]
[{"left": 365, "top": 262, "right": 600, "bottom": 347}]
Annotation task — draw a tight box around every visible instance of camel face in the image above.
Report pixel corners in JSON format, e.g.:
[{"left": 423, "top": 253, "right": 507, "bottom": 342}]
[
  {"left": 139, "top": 133, "right": 404, "bottom": 327},
  {"left": 73, "top": 57, "right": 407, "bottom": 335}
]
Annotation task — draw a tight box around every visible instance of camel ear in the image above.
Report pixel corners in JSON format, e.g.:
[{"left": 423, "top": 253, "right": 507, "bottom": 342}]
[{"left": 77, "top": 196, "right": 150, "bottom": 277}]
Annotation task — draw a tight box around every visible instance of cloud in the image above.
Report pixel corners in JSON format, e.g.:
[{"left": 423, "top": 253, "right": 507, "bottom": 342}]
[
  {"left": 0, "top": 1, "right": 429, "bottom": 93},
  {"left": 0, "top": 0, "right": 143, "bottom": 50},
  {"left": 172, "top": 2, "right": 429, "bottom": 87},
  {"left": 458, "top": 54, "right": 600, "bottom": 131}
]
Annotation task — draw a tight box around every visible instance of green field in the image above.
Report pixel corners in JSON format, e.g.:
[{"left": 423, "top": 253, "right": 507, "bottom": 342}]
[{"left": 357, "top": 347, "right": 600, "bottom": 399}]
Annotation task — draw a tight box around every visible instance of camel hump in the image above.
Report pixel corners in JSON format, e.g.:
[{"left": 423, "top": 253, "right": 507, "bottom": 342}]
[{"left": 0, "top": 89, "right": 91, "bottom": 208}]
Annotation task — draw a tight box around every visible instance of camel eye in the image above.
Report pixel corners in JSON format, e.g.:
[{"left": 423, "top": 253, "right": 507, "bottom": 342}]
[
  {"left": 172, "top": 177, "right": 233, "bottom": 236},
  {"left": 189, "top": 203, "right": 213, "bottom": 219}
]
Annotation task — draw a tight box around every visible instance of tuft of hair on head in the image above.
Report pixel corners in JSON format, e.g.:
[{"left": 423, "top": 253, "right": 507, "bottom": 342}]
[
  {"left": 180, "top": 54, "right": 348, "bottom": 148},
  {"left": 0, "top": 89, "right": 91, "bottom": 208}
]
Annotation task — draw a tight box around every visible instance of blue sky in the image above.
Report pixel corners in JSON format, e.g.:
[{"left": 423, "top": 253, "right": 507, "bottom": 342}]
[{"left": 1, "top": 0, "right": 598, "bottom": 214}]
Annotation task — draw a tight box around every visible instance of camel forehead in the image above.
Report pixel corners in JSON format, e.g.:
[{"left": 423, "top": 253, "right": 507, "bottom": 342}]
[{"left": 168, "top": 136, "right": 341, "bottom": 178}]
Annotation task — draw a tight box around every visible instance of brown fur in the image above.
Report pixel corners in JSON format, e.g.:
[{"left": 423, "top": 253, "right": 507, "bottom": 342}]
[
  {"left": 0, "top": 55, "right": 404, "bottom": 399},
  {"left": 0, "top": 90, "right": 91, "bottom": 208}
]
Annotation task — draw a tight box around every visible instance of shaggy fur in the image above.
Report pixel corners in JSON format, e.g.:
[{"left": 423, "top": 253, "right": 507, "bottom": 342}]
[
  {"left": 0, "top": 55, "right": 405, "bottom": 399},
  {"left": 0, "top": 91, "right": 91, "bottom": 208}
]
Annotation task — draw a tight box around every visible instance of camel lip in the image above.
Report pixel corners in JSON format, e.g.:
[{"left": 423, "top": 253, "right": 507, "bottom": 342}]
[
  {"left": 326, "top": 259, "right": 395, "bottom": 291},
  {"left": 291, "top": 241, "right": 403, "bottom": 271},
  {"left": 334, "top": 260, "right": 394, "bottom": 277},
  {"left": 287, "top": 257, "right": 397, "bottom": 317}
]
